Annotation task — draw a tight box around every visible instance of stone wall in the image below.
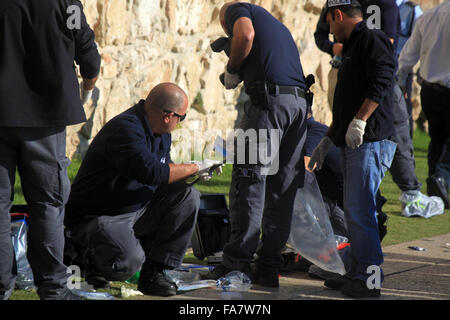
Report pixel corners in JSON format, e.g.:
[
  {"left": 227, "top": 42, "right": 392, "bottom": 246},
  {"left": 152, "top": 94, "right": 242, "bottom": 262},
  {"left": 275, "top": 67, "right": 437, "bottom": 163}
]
[{"left": 68, "top": 0, "right": 442, "bottom": 161}]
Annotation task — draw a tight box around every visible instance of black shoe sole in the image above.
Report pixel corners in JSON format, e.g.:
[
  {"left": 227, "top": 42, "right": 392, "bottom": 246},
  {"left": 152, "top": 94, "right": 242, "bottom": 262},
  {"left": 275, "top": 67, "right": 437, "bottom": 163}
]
[
  {"left": 324, "top": 277, "right": 350, "bottom": 290},
  {"left": 340, "top": 280, "right": 381, "bottom": 298},
  {"left": 137, "top": 285, "right": 177, "bottom": 297},
  {"left": 254, "top": 278, "right": 279, "bottom": 288},
  {"left": 427, "top": 177, "right": 450, "bottom": 208},
  {"left": 341, "top": 286, "right": 381, "bottom": 298}
]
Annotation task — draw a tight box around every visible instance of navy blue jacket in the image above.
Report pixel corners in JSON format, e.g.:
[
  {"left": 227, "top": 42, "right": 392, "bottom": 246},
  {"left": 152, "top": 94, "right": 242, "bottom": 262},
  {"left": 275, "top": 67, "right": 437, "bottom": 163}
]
[
  {"left": 330, "top": 21, "right": 396, "bottom": 147},
  {"left": 0, "top": 0, "right": 101, "bottom": 127},
  {"left": 65, "top": 101, "right": 171, "bottom": 228},
  {"left": 225, "top": 3, "right": 305, "bottom": 88}
]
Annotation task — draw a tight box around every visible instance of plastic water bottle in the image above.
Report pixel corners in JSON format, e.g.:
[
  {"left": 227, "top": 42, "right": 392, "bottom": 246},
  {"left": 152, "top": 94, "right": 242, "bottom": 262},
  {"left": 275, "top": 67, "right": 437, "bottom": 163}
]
[{"left": 216, "top": 271, "right": 252, "bottom": 292}]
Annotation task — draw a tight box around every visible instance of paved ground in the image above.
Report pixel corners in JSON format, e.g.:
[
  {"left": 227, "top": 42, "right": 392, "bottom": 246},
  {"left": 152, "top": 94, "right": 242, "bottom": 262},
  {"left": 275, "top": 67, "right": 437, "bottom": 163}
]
[{"left": 130, "top": 233, "right": 450, "bottom": 301}]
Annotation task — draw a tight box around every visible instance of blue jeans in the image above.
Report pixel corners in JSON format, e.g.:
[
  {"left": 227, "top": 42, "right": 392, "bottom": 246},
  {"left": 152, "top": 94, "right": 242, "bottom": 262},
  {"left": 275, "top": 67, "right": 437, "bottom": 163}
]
[{"left": 341, "top": 139, "right": 397, "bottom": 283}]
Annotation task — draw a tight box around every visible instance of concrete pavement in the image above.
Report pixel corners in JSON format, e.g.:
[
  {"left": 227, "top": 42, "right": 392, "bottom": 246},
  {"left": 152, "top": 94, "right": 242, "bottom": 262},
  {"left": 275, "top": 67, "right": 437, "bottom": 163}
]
[{"left": 129, "top": 233, "right": 450, "bottom": 300}]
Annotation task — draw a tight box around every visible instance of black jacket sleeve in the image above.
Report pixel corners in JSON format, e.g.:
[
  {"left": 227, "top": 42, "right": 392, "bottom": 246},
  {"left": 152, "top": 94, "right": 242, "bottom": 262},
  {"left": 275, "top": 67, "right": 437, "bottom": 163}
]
[
  {"left": 105, "top": 118, "right": 171, "bottom": 186},
  {"left": 314, "top": 6, "right": 334, "bottom": 57},
  {"left": 71, "top": 0, "right": 101, "bottom": 79},
  {"left": 362, "top": 31, "right": 396, "bottom": 104}
]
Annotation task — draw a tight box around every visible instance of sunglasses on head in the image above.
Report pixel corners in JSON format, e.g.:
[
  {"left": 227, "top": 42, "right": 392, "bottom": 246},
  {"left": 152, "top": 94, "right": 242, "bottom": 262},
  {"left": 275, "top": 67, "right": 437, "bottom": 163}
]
[{"left": 163, "top": 109, "right": 186, "bottom": 122}]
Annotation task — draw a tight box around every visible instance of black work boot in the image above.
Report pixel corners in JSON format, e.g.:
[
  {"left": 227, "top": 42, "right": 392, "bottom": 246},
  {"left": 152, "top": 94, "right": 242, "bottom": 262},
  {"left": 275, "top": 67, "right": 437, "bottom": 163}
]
[
  {"left": 427, "top": 174, "right": 450, "bottom": 209},
  {"left": 202, "top": 264, "right": 234, "bottom": 280},
  {"left": 85, "top": 272, "right": 110, "bottom": 290},
  {"left": 254, "top": 263, "right": 279, "bottom": 288},
  {"left": 324, "top": 275, "right": 352, "bottom": 290},
  {"left": 137, "top": 260, "right": 176, "bottom": 297},
  {"left": 340, "top": 279, "right": 381, "bottom": 298},
  {"left": 83, "top": 251, "right": 110, "bottom": 290}
]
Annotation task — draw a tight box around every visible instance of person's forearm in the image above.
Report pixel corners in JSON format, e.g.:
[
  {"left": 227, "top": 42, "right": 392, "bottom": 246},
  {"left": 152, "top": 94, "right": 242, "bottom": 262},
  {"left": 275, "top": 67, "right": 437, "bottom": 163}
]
[
  {"left": 168, "top": 163, "right": 198, "bottom": 184},
  {"left": 304, "top": 156, "right": 313, "bottom": 172},
  {"left": 355, "top": 98, "right": 379, "bottom": 121},
  {"left": 228, "top": 18, "right": 254, "bottom": 71},
  {"left": 82, "top": 75, "right": 98, "bottom": 90}
]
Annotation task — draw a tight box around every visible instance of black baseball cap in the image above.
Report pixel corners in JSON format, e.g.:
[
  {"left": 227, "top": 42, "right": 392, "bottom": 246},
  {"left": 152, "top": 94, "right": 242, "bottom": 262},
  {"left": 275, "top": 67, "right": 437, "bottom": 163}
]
[
  {"left": 322, "top": 0, "right": 362, "bottom": 22},
  {"left": 326, "top": 0, "right": 361, "bottom": 8}
]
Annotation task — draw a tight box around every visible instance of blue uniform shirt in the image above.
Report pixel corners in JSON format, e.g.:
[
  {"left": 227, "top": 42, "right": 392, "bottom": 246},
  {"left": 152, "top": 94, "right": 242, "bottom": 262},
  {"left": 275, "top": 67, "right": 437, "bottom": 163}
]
[
  {"left": 225, "top": 3, "right": 306, "bottom": 88},
  {"left": 65, "top": 100, "right": 172, "bottom": 228}
]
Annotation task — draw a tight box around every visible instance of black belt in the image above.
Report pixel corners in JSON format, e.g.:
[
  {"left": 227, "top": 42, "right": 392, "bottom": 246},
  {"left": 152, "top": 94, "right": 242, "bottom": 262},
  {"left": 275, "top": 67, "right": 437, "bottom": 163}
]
[
  {"left": 246, "top": 82, "right": 306, "bottom": 99},
  {"left": 268, "top": 84, "right": 306, "bottom": 99}
]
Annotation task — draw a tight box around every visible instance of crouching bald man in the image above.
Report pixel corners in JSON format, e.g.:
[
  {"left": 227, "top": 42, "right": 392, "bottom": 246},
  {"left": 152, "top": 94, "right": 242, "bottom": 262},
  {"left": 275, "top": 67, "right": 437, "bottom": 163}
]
[{"left": 64, "top": 83, "right": 219, "bottom": 296}]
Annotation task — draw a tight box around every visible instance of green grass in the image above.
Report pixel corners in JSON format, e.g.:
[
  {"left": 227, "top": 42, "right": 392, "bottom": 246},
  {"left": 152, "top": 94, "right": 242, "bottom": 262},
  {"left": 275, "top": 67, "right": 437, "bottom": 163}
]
[
  {"left": 198, "top": 129, "right": 450, "bottom": 246},
  {"left": 379, "top": 129, "right": 450, "bottom": 245},
  {"left": 9, "top": 129, "right": 450, "bottom": 299}
]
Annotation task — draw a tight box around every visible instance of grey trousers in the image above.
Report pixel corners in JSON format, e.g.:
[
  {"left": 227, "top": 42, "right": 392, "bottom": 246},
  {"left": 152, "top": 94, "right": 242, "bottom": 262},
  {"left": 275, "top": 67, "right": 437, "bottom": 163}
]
[
  {"left": 69, "top": 183, "right": 200, "bottom": 281},
  {"left": 223, "top": 91, "right": 307, "bottom": 270},
  {"left": 0, "top": 127, "right": 71, "bottom": 300},
  {"left": 389, "top": 84, "right": 421, "bottom": 192}
]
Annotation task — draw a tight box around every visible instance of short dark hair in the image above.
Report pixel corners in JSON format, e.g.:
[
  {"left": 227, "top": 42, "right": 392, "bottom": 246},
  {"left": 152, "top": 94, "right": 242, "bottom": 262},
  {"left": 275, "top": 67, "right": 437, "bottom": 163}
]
[{"left": 326, "top": 4, "right": 363, "bottom": 21}]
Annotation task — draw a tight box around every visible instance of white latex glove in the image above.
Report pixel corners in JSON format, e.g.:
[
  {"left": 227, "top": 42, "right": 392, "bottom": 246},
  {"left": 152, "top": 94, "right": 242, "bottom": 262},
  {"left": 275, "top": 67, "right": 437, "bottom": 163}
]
[
  {"left": 192, "top": 159, "right": 223, "bottom": 181},
  {"left": 308, "top": 136, "right": 334, "bottom": 171},
  {"left": 345, "top": 118, "right": 366, "bottom": 149},
  {"left": 80, "top": 83, "right": 94, "bottom": 105},
  {"left": 224, "top": 65, "right": 241, "bottom": 90}
]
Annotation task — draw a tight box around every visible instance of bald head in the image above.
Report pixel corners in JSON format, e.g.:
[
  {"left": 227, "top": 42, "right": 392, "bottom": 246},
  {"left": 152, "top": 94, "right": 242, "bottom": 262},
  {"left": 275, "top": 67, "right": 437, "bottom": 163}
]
[
  {"left": 220, "top": 1, "right": 239, "bottom": 33},
  {"left": 145, "top": 82, "right": 187, "bottom": 113}
]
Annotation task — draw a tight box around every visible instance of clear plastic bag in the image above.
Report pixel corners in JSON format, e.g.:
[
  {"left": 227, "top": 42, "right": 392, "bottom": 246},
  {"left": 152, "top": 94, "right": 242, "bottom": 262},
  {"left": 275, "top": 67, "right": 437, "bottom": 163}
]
[
  {"left": 10, "top": 215, "right": 35, "bottom": 290},
  {"left": 400, "top": 190, "right": 444, "bottom": 218},
  {"left": 216, "top": 271, "right": 252, "bottom": 292},
  {"left": 334, "top": 235, "right": 349, "bottom": 247},
  {"left": 71, "top": 289, "right": 115, "bottom": 300},
  {"left": 164, "top": 269, "right": 216, "bottom": 292},
  {"left": 287, "top": 171, "right": 346, "bottom": 275},
  {"left": 70, "top": 281, "right": 115, "bottom": 300}
]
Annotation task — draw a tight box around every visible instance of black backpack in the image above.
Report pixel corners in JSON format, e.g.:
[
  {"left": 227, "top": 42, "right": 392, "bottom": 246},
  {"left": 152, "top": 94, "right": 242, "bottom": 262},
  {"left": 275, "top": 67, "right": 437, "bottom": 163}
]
[{"left": 190, "top": 194, "right": 231, "bottom": 263}]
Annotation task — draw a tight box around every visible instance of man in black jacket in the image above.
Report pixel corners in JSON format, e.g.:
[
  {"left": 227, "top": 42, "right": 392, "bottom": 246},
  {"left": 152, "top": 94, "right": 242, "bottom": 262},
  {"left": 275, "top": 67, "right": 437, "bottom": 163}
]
[
  {"left": 315, "top": 0, "right": 443, "bottom": 220},
  {"left": 309, "top": 0, "right": 397, "bottom": 298},
  {"left": 65, "top": 83, "right": 222, "bottom": 297},
  {"left": 0, "top": 0, "right": 100, "bottom": 300}
]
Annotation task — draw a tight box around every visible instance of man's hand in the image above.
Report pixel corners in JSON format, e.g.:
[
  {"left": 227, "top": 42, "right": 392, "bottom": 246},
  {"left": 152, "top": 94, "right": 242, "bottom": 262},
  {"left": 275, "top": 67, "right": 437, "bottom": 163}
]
[
  {"left": 345, "top": 118, "right": 366, "bottom": 149},
  {"left": 224, "top": 64, "right": 241, "bottom": 89},
  {"left": 308, "top": 136, "right": 334, "bottom": 171},
  {"left": 332, "top": 43, "right": 343, "bottom": 57},
  {"left": 80, "top": 78, "right": 97, "bottom": 105},
  {"left": 81, "top": 86, "right": 93, "bottom": 105},
  {"left": 399, "top": 85, "right": 408, "bottom": 100},
  {"left": 192, "top": 159, "right": 224, "bottom": 181}
]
